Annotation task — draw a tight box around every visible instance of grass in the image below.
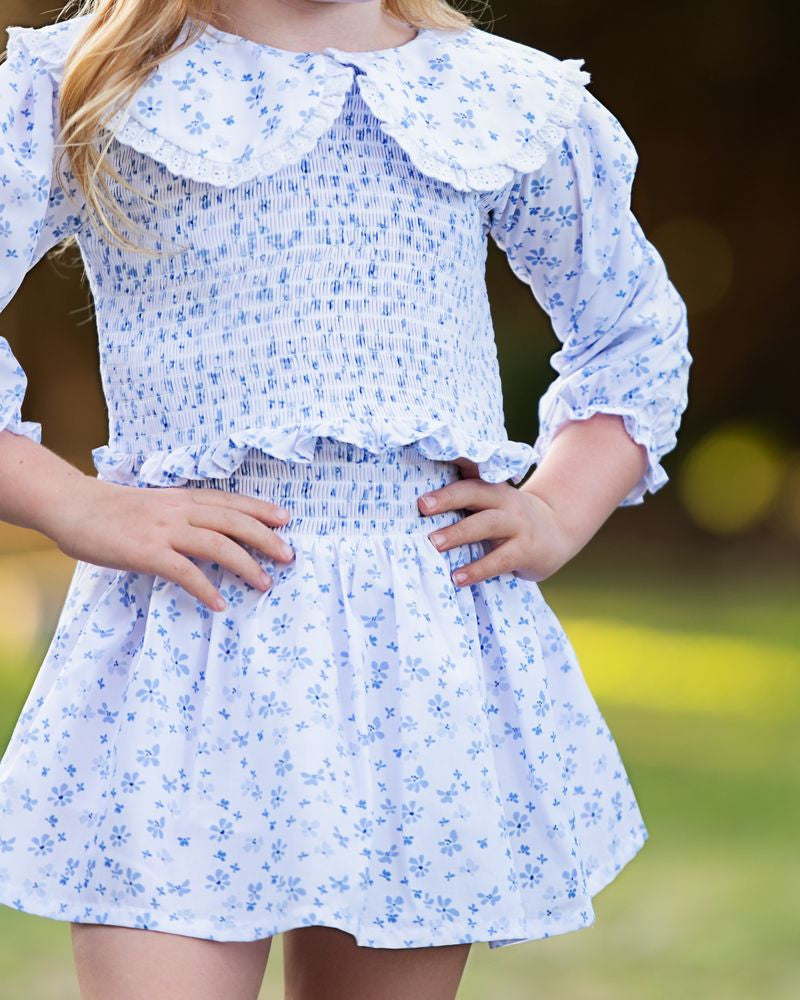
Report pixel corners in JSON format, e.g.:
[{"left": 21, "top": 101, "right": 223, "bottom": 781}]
[{"left": 0, "top": 553, "right": 798, "bottom": 998}]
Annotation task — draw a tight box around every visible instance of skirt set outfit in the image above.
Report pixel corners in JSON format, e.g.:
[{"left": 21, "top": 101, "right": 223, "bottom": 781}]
[{"left": 0, "top": 13, "right": 691, "bottom": 948}]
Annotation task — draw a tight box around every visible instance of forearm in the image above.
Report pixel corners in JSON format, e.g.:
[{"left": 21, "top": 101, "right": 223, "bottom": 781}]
[
  {"left": 0, "top": 428, "right": 91, "bottom": 541},
  {"left": 519, "top": 413, "right": 649, "bottom": 555}
]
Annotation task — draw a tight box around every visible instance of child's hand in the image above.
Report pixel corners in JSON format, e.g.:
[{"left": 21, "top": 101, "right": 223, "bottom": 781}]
[
  {"left": 417, "top": 457, "right": 577, "bottom": 587},
  {"left": 49, "top": 477, "right": 295, "bottom": 611},
  {"left": 419, "top": 417, "right": 651, "bottom": 588}
]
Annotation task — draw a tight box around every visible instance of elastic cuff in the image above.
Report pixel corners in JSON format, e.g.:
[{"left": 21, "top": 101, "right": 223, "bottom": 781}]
[
  {"left": 0, "top": 410, "right": 43, "bottom": 445},
  {"left": 530, "top": 403, "right": 668, "bottom": 508}
]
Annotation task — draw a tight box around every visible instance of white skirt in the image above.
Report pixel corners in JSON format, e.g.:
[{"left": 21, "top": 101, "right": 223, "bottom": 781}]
[{"left": 0, "top": 437, "right": 648, "bottom": 948}]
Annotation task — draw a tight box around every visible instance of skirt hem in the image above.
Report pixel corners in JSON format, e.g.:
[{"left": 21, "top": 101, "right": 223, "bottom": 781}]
[{"left": 0, "top": 827, "right": 648, "bottom": 951}]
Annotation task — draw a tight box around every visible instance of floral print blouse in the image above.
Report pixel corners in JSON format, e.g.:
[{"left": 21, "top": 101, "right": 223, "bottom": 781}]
[{"left": 0, "top": 12, "right": 691, "bottom": 505}]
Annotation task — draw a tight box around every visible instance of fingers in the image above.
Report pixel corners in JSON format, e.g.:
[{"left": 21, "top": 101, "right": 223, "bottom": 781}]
[
  {"left": 418, "top": 477, "right": 514, "bottom": 515},
  {"left": 450, "top": 541, "right": 524, "bottom": 588},
  {"left": 426, "top": 508, "right": 510, "bottom": 554},
  {"left": 185, "top": 504, "right": 295, "bottom": 564},
  {"left": 185, "top": 487, "right": 292, "bottom": 526},
  {"left": 152, "top": 548, "right": 231, "bottom": 612},
  {"left": 426, "top": 509, "right": 518, "bottom": 588},
  {"left": 170, "top": 526, "right": 279, "bottom": 595},
  {"left": 139, "top": 488, "right": 299, "bottom": 613}
]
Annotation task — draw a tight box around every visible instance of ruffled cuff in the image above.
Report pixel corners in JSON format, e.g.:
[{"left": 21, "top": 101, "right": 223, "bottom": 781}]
[
  {"left": 0, "top": 415, "right": 43, "bottom": 444},
  {"left": 530, "top": 393, "right": 668, "bottom": 508},
  {"left": 1, "top": 342, "right": 43, "bottom": 444}
]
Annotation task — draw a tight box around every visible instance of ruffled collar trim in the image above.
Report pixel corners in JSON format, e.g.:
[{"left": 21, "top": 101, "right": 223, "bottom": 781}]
[{"left": 10, "top": 13, "right": 592, "bottom": 191}]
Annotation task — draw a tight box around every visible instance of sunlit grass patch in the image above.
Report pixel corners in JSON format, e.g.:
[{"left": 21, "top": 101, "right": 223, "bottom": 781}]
[{"left": 561, "top": 618, "right": 800, "bottom": 722}]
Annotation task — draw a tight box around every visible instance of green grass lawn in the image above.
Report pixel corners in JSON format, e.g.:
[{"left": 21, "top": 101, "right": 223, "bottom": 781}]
[{"left": 1, "top": 553, "right": 798, "bottom": 999}]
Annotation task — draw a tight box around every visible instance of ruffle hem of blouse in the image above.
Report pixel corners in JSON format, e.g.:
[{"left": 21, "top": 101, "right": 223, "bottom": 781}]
[{"left": 90, "top": 419, "right": 538, "bottom": 488}]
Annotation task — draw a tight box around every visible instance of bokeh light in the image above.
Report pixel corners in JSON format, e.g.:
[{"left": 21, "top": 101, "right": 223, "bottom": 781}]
[{"left": 677, "top": 421, "right": 786, "bottom": 534}]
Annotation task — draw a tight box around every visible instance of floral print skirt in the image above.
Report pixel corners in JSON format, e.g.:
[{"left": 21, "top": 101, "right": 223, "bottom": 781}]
[{"left": 0, "top": 437, "right": 648, "bottom": 948}]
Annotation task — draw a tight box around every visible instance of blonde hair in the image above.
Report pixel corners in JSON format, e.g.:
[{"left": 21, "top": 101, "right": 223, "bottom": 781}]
[{"left": 39, "top": 0, "right": 487, "bottom": 256}]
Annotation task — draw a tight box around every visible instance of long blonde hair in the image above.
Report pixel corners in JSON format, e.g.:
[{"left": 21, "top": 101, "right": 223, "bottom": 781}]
[{"left": 40, "top": 0, "right": 487, "bottom": 255}]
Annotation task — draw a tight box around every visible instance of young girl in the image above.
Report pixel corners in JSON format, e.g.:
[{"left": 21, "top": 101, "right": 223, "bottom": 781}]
[{"left": 0, "top": 1, "right": 691, "bottom": 997}]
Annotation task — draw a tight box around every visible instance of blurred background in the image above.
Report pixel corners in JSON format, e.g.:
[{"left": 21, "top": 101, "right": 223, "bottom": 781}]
[{"left": 1, "top": 1, "right": 797, "bottom": 998}]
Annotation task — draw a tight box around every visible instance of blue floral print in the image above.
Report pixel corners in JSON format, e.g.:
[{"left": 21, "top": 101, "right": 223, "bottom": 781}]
[
  {"left": 0, "top": 11, "right": 690, "bottom": 949},
  {"left": 487, "top": 88, "right": 691, "bottom": 502},
  {"left": 0, "top": 440, "right": 650, "bottom": 946}
]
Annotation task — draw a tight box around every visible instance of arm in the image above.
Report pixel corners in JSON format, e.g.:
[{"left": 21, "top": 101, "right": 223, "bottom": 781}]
[
  {"left": 1, "top": 26, "right": 85, "bottom": 440},
  {"left": 491, "top": 86, "right": 691, "bottom": 510},
  {"left": 518, "top": 410, "right": 649, "bottom": 553},
  {"left": 0, "top": 26, "right": 97, "bottom": 541},
  {"left": 0, "top": 425, "right": 93, "bottom": 534},
  {"left": 0, "top": 28, "right": 100, "bottom": 542},
  {"left": 0, "top": 25, "right": 292, "bottom": 611},
  {"left": 417, "top": 77, "right": 692, "bottom": 584}
]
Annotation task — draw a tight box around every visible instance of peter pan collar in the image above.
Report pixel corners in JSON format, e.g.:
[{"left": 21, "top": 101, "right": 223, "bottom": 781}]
[{"left": 12, "top": 12, "right": 592, "bottom": 192}]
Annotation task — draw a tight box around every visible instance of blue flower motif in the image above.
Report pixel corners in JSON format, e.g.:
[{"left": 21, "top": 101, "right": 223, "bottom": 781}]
[
  {"left": 186, "top": 111, "right": 211, "bottom": 135},
  {"left": 137, "top": 96, "right": 163, "bottom": 118}
]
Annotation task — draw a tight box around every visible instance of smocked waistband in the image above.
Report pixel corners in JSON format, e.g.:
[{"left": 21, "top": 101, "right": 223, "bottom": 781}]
[{"left": 189, "top": 438, "right": 466, "bottom": 536}]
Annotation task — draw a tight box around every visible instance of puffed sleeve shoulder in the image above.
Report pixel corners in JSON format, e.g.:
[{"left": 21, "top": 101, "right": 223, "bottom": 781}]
[
  {"left": 488, "top": 81, "right": 692, "bottom": 506},
  {"left": 1, "top": 23, "right": 87, "bottom": 443}
]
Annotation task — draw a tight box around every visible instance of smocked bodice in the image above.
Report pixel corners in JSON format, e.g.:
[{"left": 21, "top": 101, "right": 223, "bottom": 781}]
[{"left": 81, "top": 78, "right": 521, "bottom": 484}]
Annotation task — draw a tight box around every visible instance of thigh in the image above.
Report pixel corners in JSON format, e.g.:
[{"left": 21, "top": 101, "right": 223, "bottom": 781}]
[
  {"left": 70, "top": 923, "right": 272, "bottom": 1000},
  {"left": 282, "top": 926, "right": 471, "bottom": 1000}
]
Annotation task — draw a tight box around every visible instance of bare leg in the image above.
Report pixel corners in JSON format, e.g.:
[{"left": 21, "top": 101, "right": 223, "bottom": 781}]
[
  {"left": 283, "top": 925, "right": 471, "bottom": 1000},
  {"left": 70, "top": 923, "right": 272, "bottom": 1000}
]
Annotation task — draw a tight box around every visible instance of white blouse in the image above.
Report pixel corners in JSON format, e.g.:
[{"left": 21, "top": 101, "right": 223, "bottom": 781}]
[{"left": 0, "top": 12, "right": 691, "bottom": 505}]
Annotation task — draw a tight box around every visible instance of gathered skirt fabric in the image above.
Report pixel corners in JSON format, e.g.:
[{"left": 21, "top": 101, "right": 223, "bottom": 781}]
[{"left": 0, "top": 438, "right": 648, "bottom": 948}]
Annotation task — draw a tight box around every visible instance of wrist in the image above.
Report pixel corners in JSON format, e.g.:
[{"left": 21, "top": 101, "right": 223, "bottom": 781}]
[
  {"left": 518, "top": 478, "right": 602, "bottom": 555},
  {"left": 36, "top": 471, "right": 98, "bottom": 552}
]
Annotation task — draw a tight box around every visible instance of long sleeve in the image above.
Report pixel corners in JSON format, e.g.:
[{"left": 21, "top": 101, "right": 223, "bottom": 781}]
[
  {"left": 488, "top": 83, "right": 692, "bottom": 507},
  {"left": 1, "top": 26, "right": 86, "bottom": 443}
]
